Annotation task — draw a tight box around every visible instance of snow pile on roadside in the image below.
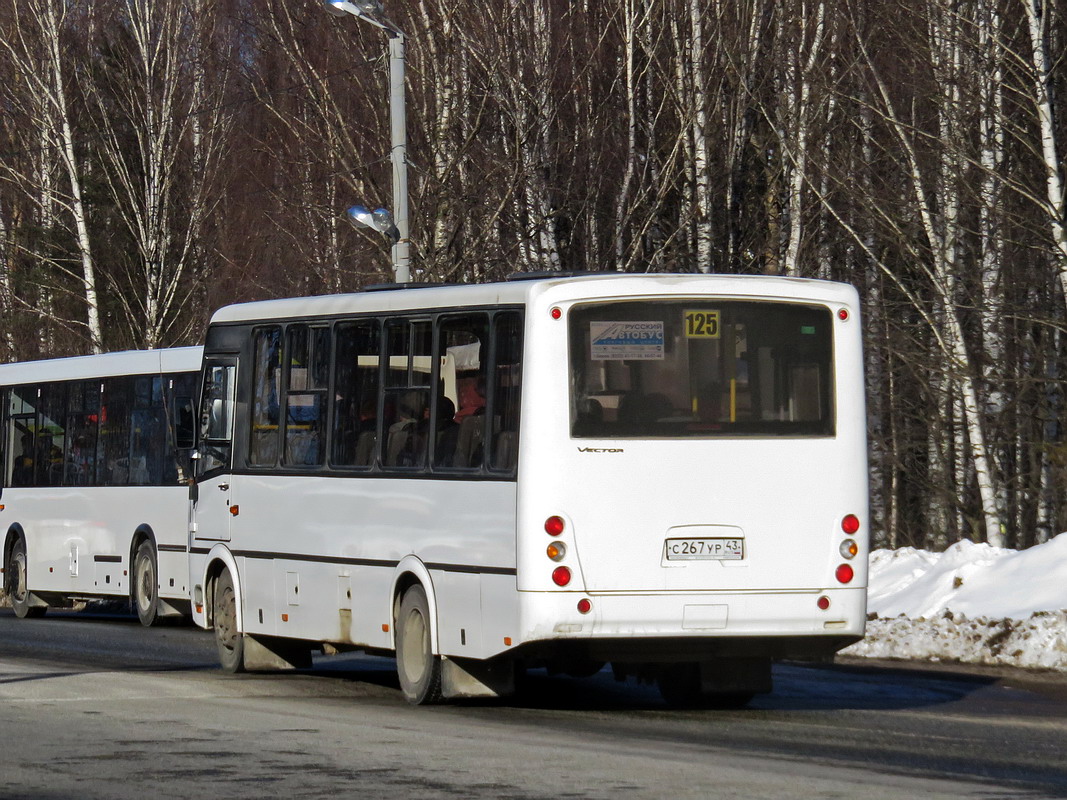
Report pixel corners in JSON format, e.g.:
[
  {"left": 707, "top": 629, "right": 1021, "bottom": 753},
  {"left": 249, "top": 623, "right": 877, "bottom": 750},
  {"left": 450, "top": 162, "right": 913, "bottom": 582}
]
[{"left": 842, "top": 533, "right": 1067, "bottom": 670}]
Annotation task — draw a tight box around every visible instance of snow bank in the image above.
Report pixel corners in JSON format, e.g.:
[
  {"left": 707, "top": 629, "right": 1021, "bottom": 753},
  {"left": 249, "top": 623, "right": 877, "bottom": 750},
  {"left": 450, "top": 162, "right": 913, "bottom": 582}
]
[{"left": 842, "top": 533, "right": 1067, "bottom": 671}]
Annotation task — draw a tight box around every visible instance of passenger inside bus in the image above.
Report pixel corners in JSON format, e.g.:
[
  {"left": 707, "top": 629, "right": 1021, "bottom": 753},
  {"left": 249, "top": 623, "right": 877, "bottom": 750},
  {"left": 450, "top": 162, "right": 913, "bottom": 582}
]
[
  {"left": 11, "top": 432, "right": 33, "bottom": 486},
  {"left": 454, "top": 375, "right": 486, "bottom": 421}
]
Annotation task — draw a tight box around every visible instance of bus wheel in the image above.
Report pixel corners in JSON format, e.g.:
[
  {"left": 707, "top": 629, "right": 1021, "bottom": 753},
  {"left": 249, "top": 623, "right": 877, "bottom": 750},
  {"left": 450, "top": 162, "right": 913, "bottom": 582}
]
[
  {"left": 396, "top": 585, "right": 443, "bottom": 705},
  {"left": 214, "top": 569, "right": 245, "bottom": 673},
  {"left": 132, "top": 541, "right": 159, "bottom": 627},
  {"left": 7, "top": 537, "right": 45, "bottom": 619}
]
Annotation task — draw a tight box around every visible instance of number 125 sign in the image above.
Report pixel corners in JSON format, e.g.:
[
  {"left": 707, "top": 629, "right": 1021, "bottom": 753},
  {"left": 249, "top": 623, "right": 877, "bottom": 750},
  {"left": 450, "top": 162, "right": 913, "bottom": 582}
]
[{"left": 684, "top": 310, "right": 720, "bottom": 338}]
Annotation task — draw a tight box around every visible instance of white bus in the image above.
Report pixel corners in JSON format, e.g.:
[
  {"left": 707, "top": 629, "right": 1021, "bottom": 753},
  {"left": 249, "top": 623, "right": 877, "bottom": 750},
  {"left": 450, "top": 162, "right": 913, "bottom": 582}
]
[
  {"left": 1, "top": 348, "right": 201, "bottom": 625},
  {"left": 188, "top": 273, "right": 868, "bottom": 705}
]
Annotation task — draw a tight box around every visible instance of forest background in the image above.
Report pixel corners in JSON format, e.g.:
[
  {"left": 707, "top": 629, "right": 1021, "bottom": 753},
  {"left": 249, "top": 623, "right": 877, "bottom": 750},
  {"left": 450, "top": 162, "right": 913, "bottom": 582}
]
[{"left": 1, "top": 0, "right": 1066, "bottom": 554}]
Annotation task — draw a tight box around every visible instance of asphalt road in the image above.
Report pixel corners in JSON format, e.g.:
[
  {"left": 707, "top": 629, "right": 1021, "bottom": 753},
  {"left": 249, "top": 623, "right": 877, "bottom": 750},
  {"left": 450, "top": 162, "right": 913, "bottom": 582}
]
[{"left": 1, "top": 608, "right": 1065, "bottom": 799}]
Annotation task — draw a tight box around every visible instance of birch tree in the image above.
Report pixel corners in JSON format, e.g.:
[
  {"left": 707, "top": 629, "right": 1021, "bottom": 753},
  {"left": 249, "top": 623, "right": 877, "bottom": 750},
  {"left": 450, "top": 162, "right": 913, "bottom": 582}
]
[
  {"left": 1020, "top": 0, "right": 1067, "bottom": 301},
  {"left": 85, "top": 0, "right": 232, "bottom": 347},
  {"left": 780, "top": 0, "right": 826, "bottom": 277},
  {"left": 0, "top": 0, "right": 103, "bottom": 353}
]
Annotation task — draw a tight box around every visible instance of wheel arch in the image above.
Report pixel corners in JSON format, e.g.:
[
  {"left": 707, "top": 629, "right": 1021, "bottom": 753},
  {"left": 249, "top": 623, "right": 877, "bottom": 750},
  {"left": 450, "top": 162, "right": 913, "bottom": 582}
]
[
  {"left": 390, "top": 556, "right": 438, "bottom": 654},
  {"left": 128, "top": 524, "right": 157, "bottom": 604},
  {"left": 202, "top": 546, "right": 241, "bottom": 632},
  {"left": 4, "top": 523, "right": 26, "bottom": 574}
]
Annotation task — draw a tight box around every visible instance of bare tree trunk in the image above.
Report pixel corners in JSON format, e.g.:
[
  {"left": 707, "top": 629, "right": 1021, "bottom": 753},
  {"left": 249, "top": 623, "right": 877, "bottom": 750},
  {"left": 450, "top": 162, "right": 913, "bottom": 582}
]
[
  {"left": 857, "top": 8, "right": 1005, "bottom": 546},
  {"left": 1, "top": 0, "right": 106, "bottom": 352},
  {"left": 782, "top": 0, "right": 826, "bottom": 278},
  {"left": 1021, "top": 0, "right": 1067, "bottom": 306},
  {"left": 0, "top": 198, "right": 16, "bottom": 359},
  {"left": 614, "top": 0, "right": 641, "bottom": 272},
  {"left": 689, "top": 0, "right": 713, "bottom": 273}
]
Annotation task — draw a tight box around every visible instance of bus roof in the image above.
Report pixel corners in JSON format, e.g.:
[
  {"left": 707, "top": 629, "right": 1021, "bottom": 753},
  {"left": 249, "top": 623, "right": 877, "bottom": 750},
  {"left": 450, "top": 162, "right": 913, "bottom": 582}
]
[
  {"left": 0, "top": 346, "right": 203, "bottom": 386},
  {"left": 208, "top": 273, "right": 857, "bottom": 326}
]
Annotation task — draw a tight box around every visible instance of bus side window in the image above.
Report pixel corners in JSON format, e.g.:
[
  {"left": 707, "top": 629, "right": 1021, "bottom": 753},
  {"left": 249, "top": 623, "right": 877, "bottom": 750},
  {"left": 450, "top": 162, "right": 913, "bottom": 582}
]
[
  {"left": 65, "top": 380, "right": 99, "bottom": 486},
  {"left": 99, "top": 377, "right": 134, "bottom": 486},
  {"left": 35, "top": 383, "right": 67, "bottom": 488},
  {"left": 284, "top": 325, "right": 328, "bottom": 467},
  {"left": 489, "top": 311, "right": 522, "bottom": 472},
  {"left": 8, "top": 386, "right": 36, "bottom": 487},
  {"left": 436, "top": 313, "right": 488, "bottom": 470},
  {"left": 332, "top": 320, "right": 380, "bottom": 468},
  {"left": 382, "top": 319, "right": 432, "bottom": 469},
  {"left": 249, "top": 327, "right": 282, "bottom": 466},
  {"left": 129, "top": 376, "right": 165, "bottom": 485},
  {"left": 167, "top": 374, "right": 196, "bottom": 484},
  {"left": 0, "top": 387, "right": 5, "bottom": 490},
  {"left": 198, "top": 363, "right": 236, "bottom": 475}
]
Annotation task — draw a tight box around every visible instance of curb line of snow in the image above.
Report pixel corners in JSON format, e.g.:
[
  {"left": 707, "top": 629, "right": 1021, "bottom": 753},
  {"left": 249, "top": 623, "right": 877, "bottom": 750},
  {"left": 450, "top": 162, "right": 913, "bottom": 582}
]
[{"left": 843, "top": 610, "right": 1067, "bottom": 671}]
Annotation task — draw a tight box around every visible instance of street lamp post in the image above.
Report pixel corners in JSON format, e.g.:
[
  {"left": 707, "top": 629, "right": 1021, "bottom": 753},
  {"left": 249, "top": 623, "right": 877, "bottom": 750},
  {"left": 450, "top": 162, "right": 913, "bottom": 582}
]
[{"left": 324, "top": 0, "right": 411, "bottom": 283}]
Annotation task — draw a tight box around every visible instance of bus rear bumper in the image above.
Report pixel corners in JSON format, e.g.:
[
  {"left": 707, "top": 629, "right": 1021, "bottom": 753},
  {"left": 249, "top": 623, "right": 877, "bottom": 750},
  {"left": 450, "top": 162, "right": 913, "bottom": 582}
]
[{"left": 516, "top": 588, "right": 866, "bottom": 661}]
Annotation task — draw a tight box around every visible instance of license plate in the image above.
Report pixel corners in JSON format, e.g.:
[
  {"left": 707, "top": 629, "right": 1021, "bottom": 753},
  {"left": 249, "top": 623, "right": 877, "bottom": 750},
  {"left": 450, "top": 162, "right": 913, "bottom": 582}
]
[{"left": 664, "top": 538, "right": 744, "bottom": 561}]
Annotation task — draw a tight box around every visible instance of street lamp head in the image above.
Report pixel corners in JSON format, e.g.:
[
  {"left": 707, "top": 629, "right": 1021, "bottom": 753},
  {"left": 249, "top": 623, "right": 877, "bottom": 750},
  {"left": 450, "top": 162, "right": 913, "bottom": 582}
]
[
  {"left": 323, "top": 0, "right": 402, "bottom": 34},
  {"left": 323, "top": 0, "right": 354, "bottom": 17},
  {"left": 346, "top": 205, "right": 400, "bottom": 244},
  {"left": 354, "top": 0, "right": 386, "bottom": 15}
]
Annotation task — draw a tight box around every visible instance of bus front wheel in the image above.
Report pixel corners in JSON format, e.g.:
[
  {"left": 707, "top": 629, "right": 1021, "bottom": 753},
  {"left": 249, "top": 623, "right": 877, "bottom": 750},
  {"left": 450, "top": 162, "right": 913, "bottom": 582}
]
[
  {"left": 396, "top": 585, "right": 443, "bottom": 705},
  {"left": 214, "top": 569, "right": 245, "bottom": 673},
  {"left": 6, "top": 537, "right": 45, "bottom": 619},
  {"left": 132, "top": 541, "right": 159, "bottom": 627}
]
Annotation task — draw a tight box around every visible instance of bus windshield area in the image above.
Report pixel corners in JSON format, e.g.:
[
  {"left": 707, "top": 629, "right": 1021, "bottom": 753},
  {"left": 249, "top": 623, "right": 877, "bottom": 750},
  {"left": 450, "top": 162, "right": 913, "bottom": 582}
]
[{"left": 569, "top": 300, "right": 834, "bottom": 438}]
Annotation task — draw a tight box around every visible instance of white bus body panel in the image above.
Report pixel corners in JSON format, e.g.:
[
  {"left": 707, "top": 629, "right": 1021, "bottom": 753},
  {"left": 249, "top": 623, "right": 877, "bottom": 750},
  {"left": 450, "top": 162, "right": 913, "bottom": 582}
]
[
  {"left": 192, "top": 475, "right": 517, "bottom": 660},
  {"left": 10, "top": 486, "right": 191, "bottom": 601},
  {"left": 1, "top": 347, "right": 202, "bottom": 606},
  {"left": 514, "top": 277, "right": 867, "bottom": 648}
]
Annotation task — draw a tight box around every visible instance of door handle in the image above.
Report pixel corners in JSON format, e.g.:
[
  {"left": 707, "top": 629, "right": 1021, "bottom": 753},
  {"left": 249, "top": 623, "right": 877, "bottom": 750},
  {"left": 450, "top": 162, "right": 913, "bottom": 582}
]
[{"left": 218, "top": 483, "right": 229, "bottom": 491}]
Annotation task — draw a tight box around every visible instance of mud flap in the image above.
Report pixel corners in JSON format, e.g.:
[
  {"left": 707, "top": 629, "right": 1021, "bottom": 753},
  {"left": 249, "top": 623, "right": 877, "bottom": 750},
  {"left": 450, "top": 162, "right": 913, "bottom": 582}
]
[
  {"left": 242, "top": 634, "right": 313, "bottom": 671},
  {"left": 441, "top": 655, "right": 515, "bottom": 699}
]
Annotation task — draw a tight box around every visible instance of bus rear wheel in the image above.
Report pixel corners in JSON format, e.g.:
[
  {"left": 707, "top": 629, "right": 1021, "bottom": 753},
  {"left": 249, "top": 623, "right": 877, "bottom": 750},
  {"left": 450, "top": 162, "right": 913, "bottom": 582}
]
[
  {"left": 7, "top": 537, "right": 45, "bottom": 619},
  {"left": 396, "top": 585, "right": 443, "bottom": 705},
  {"left": 214, "top": 569, "right": 245, "bottom": 673},
  {"left": 133, "top": 541, "right": 159, "bottom": 627}
]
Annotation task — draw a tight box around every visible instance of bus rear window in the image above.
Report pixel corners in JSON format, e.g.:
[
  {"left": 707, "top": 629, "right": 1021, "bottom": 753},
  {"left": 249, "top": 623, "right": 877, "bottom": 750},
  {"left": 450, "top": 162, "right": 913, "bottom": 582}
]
[{"left": 569, "top": 300, "right": 834, "bottom": 438}]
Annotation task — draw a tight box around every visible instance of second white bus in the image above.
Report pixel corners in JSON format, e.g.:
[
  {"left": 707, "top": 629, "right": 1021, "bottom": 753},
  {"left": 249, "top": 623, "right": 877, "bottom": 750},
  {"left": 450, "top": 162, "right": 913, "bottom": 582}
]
[
  {"left": 187, "top": 273, "right": 868, "bottom": 706},
  {"left": 1, "top": 347, "right": 201, "bottom": 624}
]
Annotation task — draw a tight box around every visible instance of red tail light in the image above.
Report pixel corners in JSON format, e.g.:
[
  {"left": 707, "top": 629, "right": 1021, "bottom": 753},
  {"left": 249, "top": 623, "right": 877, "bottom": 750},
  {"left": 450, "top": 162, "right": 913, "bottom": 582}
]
[
  {"left": 545, "top": 516, "right": 565, "bottom": 536},
  {"left": 835, "top": 564, "right": 854, "bottom": 584},
  {"left": 841, "top": 514, "right": 860, "bottom": 534},
  {"left": 552, "top": 566, "right": 572, "bottom": 586}
]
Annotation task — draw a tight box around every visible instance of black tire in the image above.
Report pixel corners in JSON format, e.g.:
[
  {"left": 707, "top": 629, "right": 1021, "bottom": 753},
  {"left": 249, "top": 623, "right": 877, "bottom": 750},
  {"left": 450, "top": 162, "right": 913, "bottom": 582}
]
[
  {"left": 213, "top": 569, "right": 245, "bottom": 673},
  {"left": 132, "top": 541, "right": 159, "bottom": 627},
  {"left": 657, "top": 663, "right": 754, "bottom": 709},
  {"left": 6, "top": 537, "right": 45, "bottom": 619},
  {"left": 395, "top": 585, "right": 443, "bottom": 705}
]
